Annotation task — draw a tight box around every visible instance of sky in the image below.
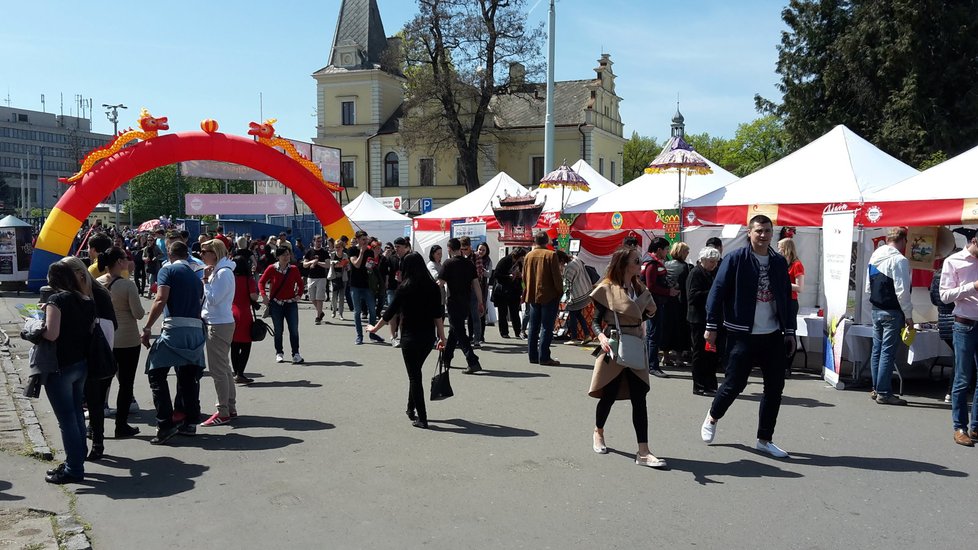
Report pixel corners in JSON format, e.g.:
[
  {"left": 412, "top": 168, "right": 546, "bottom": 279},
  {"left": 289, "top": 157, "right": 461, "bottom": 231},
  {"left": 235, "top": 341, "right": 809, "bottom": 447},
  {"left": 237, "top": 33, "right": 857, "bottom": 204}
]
[{"left": 2, "top": 0, "right": 788, "bottom": 142}]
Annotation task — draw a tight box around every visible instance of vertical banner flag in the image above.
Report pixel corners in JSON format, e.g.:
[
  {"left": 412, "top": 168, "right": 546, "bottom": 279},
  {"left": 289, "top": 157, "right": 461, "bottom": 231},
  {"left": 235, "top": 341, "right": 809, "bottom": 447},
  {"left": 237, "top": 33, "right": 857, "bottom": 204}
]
[{"left": 821, "top": 210, "right": 855, "bottom": 389}]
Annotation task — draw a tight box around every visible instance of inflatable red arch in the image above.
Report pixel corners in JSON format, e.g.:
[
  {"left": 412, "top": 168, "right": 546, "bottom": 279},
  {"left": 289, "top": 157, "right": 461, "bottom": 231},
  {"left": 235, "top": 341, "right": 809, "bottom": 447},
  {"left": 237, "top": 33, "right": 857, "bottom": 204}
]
[{"left": 29, "top": 125, "right": 353, "bottom": 290}]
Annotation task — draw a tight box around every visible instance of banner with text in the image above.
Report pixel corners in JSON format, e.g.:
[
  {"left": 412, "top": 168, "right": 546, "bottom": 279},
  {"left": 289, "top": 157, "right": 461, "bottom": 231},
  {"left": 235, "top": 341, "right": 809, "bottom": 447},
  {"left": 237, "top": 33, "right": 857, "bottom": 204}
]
[
  {"left": 821, "top": 210, "right": 855, "bottom": 389},
  {"left": 185, "top": 194, "right": 293, "bottom": 215}
]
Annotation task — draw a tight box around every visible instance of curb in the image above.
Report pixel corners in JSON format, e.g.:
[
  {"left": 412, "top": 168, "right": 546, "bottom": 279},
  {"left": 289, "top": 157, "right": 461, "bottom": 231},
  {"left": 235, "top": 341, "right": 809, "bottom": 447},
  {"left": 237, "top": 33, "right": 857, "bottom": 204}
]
[{"left": 0, "top": 327, "right": 95, "bottom": 550}]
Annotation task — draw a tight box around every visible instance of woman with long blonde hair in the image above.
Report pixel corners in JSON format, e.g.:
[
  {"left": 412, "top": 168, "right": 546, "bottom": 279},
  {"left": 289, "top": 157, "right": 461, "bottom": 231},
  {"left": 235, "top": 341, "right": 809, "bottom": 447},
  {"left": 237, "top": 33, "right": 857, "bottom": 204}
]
[{"left": 588, "top": 246, "right": 666, "bottom": 468}]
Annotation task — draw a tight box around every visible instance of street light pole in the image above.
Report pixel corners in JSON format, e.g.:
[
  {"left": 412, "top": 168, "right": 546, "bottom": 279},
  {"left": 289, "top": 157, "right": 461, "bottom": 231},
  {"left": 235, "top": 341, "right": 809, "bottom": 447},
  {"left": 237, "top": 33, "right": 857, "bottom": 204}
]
[{"left": 103, "top": 103, "right": 127, "bottom": 229}]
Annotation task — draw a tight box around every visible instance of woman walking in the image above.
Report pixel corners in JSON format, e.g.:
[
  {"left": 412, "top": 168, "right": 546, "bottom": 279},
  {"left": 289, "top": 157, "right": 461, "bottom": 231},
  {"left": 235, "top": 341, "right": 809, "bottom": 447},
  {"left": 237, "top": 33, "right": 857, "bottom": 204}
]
[
  {"left": 662, "top": 242, "right": 692, "bottom": 364},
  {"left": 41, "top": 262, "right": 97, "bottom": 483},
  {"left": 559, "top": 250, "right": 594, "bottom": 344},
  {"left": 589, "top": 246, "right": 665, "bottom": 468},
  {"left": 329, "top": 240, "right": 350, "bottom": 320},
  {"left": 491, "top": 248, "right": 526, "bottom": 339},
  {"left": 200, "top": 239, "right": 238, "bottom": 426},
  {"left": 687, "top": 247, "right": 721, "bottom": 396},
  {"left": 474, "top": 242, "right": 493, "bottom": 344},
  {"left": 259, "top": 247, "right": 305, "bottom": 364},
  {"left": 367, "top": 252, "right": 447, "bottom": 429},
  {"left": 96, "top": 247, "right": 145, "bottom": 438},
  {"left": 231, "top": 248, "right": 260, "bottom": 384}
]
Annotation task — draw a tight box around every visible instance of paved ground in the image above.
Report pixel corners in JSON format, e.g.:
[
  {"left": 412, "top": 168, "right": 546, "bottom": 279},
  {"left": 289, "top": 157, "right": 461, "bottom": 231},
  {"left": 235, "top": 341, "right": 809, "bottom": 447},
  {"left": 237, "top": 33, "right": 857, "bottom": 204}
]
[{"left": 1, "top": 292, "right": 975, "bottom": 550}]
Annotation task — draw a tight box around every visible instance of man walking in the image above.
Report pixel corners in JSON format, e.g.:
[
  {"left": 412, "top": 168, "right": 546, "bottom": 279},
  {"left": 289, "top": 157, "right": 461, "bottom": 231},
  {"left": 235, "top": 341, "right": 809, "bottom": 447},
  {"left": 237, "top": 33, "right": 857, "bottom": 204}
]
[
  {"left": 866, "top": 227, "right": 914, "bottom": 406},
  {"left": 522, "top": 231, "right": 563, "bottom": 366},
  {"left": 438, "top": 238, "right": 483, "bottom": 374},
  {"left": 303, "top": 235, "right": 330, "bottom": 325},
  {"left": 141, "top": 241, "right": 206, "bottom": 444},
  {"left": 643, "top": 237, "right": 678, "bottom": 378},
  {"left": 348, "top": 230, "right": 384, "bottom": 345},
  {"left": 939, "top": 230, "right": 978, "bottom": 446},
  {"left": 700, "top": 215, "right": 796, "bottom": 458}
]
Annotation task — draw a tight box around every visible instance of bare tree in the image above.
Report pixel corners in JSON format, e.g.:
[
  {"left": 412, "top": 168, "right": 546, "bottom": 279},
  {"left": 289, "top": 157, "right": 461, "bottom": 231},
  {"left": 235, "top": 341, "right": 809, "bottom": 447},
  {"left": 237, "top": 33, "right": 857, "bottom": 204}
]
[{"left": 400, "top": 0, "right": 544, "bottom": 192}]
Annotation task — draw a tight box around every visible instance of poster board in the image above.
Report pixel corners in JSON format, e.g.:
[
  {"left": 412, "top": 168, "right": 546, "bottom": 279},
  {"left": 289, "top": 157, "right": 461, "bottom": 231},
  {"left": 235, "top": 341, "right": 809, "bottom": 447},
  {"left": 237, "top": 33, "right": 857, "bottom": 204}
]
[
  {"left": 821, "top": 210, "right": 856, "bottom": 389},
  {"left": 907, "top": 226, "right": 938, "bottom": 270}
]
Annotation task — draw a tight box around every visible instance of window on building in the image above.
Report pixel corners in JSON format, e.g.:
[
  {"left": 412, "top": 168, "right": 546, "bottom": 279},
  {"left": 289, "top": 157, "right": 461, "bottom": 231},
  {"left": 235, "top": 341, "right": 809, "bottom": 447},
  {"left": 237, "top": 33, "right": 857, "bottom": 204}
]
[
  {"left": 598, "top": 157, "right": 605, "bottom": 176},
  {"left": 420, "top": 158, "right": 434, "bottom": 186},
  {"left": 340, "top": 160, "right": 355, "bottom": 188},
  {"left": 531, "top": 156, "right": 544, "bottom": 185},
  {"left": 456, "top": 158, "right": 465, "bottom": 186},
  {"left": 384, "top": 152, "right": 399, "bottom": 187},
  {"left": 610, "top": 160, "right": 616, "bottom": 183},
  {"left": 341, "top": 101, "right": 355, "bottom": 125},
  {"left": 17, "top": 114, "right": 28, "bottom": 122}
]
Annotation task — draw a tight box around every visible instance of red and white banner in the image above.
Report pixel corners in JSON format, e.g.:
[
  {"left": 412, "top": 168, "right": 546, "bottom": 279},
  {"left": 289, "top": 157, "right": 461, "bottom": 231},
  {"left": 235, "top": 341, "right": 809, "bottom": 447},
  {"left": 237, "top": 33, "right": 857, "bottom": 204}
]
[
  {"left": 683, "top": 202, "right": 861, "bottom": 228},
  {"left": 857, "top": 198, "right": 978, "bottom": 227},
  {"left": 184, "top": 194, "right": 293, "bottom": 215}
]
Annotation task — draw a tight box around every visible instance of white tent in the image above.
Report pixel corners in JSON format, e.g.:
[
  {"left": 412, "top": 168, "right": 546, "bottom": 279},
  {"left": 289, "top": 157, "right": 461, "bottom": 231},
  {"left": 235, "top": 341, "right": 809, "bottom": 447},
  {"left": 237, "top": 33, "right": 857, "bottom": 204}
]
[
  {"left": 862, "top": 144, "right": 978, "bottom": 204},
  {"left": 684, "top": 125, "right": 918, "bottom": 226},
  {"left": 343, "top": 192, "right": 412, "bottom": 244},
  {"left": 566, "top": 157, "right": 738, "bottom": 218},
  {"left": 531, "top": 159, "right": 620, "bottom": 212}
]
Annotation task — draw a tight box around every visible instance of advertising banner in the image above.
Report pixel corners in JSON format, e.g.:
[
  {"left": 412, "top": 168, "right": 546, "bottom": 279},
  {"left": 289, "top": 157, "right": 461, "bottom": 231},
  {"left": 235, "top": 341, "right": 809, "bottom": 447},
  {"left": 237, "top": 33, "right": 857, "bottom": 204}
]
[
  {"left": 451, "top": 221, "right": 487, "bottom": 250},
  {"left": 184, "top": 194, "right": 293, "bottom": 215},
  {"left": 821, "top": 210, "right": 856, "bottom": 389},
  {"left": 180, "top": 161, "right": 271, "bottom": 181}
]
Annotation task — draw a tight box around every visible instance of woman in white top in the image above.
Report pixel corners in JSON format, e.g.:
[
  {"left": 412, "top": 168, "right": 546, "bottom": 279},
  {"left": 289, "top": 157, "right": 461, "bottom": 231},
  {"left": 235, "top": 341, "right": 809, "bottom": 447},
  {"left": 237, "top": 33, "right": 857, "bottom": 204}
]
[{"left": 199, "top": 239, "right": 238, "bottom": 427}]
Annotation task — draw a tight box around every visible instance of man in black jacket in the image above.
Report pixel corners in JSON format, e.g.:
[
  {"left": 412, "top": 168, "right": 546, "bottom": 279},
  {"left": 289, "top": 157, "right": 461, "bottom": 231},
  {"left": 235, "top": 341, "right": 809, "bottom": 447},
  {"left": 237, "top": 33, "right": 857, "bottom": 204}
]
[{"left": 700, "top": 215, "right": 796, "bottom": 458}]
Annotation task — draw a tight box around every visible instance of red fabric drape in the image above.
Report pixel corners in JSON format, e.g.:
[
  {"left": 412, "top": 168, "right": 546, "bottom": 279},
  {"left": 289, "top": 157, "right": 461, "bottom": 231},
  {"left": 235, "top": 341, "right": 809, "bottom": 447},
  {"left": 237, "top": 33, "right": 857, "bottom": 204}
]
[{"left": 570, "top": 229, "right": 640, "bottom": 256}]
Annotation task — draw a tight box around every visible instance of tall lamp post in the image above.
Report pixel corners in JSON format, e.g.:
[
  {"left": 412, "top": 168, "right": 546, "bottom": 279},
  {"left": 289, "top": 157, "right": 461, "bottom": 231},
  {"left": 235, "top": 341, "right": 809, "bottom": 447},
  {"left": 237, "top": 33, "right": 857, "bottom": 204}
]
[{"left": 103, "top": 103, "right": 127, "bottom": 228}]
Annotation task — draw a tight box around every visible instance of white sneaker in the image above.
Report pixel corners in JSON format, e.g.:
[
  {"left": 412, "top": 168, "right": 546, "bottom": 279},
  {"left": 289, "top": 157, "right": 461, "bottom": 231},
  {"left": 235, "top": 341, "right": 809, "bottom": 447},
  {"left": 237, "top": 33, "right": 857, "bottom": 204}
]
[
  {"left": 292, "top": 353, "right": 304, "bottom": 364},
  {"left": 701, "top": 413, "right": 716, "bottom": 444},
  {"left": 275, "top": 353, "right": 285, "bottom": 363},
  {"left": 392, "top": 337, "right": 401, "bottom": 348},
  {"left": 755, "top": 439, "right": 789, "bottom": 458}
]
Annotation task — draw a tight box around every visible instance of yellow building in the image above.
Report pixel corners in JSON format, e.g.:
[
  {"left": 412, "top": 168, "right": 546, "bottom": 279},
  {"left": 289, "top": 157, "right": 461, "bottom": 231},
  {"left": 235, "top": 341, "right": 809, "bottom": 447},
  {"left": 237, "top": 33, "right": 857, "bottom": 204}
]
[{"left": 312, "top": 0, "right": 626, "bottom": 211}]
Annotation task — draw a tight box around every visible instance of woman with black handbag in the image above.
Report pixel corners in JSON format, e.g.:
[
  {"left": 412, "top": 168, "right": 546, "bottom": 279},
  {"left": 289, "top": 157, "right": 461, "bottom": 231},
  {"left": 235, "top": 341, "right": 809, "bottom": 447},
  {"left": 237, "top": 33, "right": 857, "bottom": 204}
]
[
  {"left": 40, "top": 261, "right": 97, "bottom": 484},
  {"left": 231, "top": 250, "right": 261, "bottom": 384},
  {"left": 367, "top": 252, "right": 447, "bottom": 429},
  {"left": 588, "top": 246, "right": 665, "bottom": 469}
]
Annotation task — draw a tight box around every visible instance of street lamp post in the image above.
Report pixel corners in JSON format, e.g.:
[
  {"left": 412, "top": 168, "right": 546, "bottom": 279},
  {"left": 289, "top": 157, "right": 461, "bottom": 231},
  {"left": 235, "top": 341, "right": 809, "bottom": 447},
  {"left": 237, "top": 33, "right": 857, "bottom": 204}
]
[{"left": 103, "top": 103, "right": 127, "bottom": 229}]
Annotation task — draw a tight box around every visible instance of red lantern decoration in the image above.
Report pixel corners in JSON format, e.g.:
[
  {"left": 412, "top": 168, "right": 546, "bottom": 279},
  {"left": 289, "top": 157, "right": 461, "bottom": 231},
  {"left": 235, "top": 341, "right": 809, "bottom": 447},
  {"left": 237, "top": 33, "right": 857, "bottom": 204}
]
[{"left": 200, "top": 119, "right": 219, "bottom": 133}]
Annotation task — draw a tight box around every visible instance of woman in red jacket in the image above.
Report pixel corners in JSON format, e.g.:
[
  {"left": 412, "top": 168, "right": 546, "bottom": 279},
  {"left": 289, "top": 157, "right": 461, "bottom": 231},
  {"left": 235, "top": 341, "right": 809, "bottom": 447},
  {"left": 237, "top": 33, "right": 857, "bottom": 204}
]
[
  {"left": 231, "top": 252, "right": 260, "bottom": 383},
  {"left": 259, "top": 247, "right": 305, "bottom": 364}
]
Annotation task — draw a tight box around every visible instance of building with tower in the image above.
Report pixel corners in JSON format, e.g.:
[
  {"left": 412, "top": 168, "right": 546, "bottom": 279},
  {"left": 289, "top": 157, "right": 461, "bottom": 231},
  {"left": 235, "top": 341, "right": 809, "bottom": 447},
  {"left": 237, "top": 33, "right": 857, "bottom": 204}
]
[{"left": 312, "top": 0, "right": 626, "bottom": 211}]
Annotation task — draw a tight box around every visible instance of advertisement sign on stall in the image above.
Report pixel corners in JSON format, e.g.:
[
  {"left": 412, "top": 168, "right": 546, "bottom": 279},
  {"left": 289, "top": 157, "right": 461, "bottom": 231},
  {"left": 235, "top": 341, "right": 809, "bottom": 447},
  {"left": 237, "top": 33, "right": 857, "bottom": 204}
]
[
  {"left": 451, "top": 221, "right": 487, "bottom": 250},
  {"left": 821, "top": 210, "right": 856, "bottom": 389}
]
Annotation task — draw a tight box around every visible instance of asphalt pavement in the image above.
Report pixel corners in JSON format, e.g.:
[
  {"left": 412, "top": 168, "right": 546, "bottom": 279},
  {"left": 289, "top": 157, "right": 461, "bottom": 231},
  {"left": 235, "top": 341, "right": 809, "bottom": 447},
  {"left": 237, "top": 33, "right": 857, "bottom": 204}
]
[{"left": 1, "top": 292, "right": 975, "bottom": 550}]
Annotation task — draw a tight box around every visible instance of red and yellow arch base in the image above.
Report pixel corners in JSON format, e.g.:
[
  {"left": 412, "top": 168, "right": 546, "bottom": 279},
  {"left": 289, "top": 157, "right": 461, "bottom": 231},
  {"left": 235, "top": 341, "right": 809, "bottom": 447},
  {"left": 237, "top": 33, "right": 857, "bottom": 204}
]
[{"left": 29, "top": 131, "right": 353, "bottom": 290}]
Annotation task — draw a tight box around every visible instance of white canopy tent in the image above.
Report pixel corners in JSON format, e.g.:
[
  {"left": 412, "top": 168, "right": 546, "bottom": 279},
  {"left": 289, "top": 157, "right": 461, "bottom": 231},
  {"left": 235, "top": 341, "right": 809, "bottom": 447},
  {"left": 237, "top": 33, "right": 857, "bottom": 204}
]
[
  {"left": 343, "top": 192, "right": 412, "bottom": 245},
  {"left": 684, "top": 125, "right": 919, "bottom": 226}
]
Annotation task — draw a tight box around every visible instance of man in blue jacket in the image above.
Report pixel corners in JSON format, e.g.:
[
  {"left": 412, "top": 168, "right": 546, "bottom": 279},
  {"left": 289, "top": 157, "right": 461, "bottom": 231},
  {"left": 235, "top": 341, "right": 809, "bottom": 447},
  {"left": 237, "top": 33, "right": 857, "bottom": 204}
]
[{"left": 700, "top": 215, "right": 796, "bottom": 458}]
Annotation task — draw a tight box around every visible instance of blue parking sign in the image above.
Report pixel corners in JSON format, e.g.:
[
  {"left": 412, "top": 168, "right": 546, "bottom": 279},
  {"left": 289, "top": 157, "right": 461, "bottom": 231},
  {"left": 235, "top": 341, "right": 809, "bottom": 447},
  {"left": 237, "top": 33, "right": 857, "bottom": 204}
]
[{"left": 421, "top": 197, "right": 433, "bottom": 214}]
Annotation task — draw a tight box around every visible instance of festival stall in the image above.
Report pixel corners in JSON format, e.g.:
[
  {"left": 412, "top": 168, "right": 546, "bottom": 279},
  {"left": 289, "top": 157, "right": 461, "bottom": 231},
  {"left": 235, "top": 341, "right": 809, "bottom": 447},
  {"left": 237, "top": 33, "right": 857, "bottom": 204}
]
[
  {"left": 684, "top": 125, "right": 919, "bottom": 227},
  {"left": 343, "top": 191, "right": 412, "bottom": 245},
  {"left": 565, "top": 158, "right": 738, "bottom": 268}
]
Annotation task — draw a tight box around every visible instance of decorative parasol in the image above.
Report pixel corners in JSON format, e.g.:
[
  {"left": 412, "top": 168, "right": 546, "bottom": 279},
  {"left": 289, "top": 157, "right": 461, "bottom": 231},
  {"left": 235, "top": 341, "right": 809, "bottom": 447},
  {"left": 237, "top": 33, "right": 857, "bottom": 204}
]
[
  {"left": 645, "top": 135, "right": 713, "bottom": 233},
  {"left": 538, "top": 160, "right": 589, "bottom": 219}
]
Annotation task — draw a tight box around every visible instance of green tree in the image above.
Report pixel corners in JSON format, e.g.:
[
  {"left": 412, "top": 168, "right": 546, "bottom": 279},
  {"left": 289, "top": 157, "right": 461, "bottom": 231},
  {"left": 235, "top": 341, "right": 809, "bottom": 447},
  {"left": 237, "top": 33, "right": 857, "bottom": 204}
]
[
  {"left": 730, "top": 116, "right": 789, "bottom": 176},
  {"left": 684, "top": 132, "right": 736, "bottom": 173},
  {"left": 757, "top": 0, "right": 978, "bottom": 166},
  {"left": 400, "top": 0, "right": 545, "bottom": 192},
  {"left": 621, "top": 132, "right": 660, "bottom": 182}
]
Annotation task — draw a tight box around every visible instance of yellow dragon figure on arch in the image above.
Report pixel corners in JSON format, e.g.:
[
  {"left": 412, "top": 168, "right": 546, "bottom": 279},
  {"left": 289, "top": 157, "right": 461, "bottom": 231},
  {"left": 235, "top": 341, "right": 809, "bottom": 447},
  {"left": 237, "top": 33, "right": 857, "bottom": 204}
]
[
  {"left": 60, "top": 108, "right": 168, "bottom": 184},
  {"left": 248, "top": 119, "right": 343, "bottom": 192}
]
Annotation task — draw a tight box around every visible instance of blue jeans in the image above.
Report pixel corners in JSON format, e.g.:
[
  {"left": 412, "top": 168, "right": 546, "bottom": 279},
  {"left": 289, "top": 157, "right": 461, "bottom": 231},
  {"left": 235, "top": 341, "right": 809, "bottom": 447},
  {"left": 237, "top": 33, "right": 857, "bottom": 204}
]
[
  {"left": 527, "top": 299, "right": 559, "bottom": 363},
  {"left": 567, "top": 309, "right": 590, "bottom": 340},
  {"left": 270, "top": 301, "right": 300, "bottom": 355},
  {"left": 350, "top": 286, "right": 376, "bottom": 338},
  {"left": 870, "top": 309, "right": 904, "bottom": 396},
  {"left": 44, "top": 360, "right": 88, "bottom": 477},
  {"left": 951, "top": 320, "right": 978, "bottom": 431},
  {"left": 646, "top": 306, "right": 664, "bottom": 369}
]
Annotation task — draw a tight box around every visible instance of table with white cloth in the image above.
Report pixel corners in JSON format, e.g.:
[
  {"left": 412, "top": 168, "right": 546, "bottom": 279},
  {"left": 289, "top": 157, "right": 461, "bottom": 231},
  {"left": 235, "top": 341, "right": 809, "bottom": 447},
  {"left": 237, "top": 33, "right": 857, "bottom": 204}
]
[
  {"left": 794, "top": 309, "right": 825, "bottom": 369},
  {"left": 842, "top": 324, "right": 951, "bottom": 393}
]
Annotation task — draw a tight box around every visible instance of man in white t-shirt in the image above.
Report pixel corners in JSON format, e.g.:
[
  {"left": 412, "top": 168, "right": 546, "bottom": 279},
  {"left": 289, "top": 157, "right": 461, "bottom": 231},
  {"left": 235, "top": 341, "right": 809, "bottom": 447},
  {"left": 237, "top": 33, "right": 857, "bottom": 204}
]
[{"left": 700, "top": 215, "right": 796, "bottom": 458}]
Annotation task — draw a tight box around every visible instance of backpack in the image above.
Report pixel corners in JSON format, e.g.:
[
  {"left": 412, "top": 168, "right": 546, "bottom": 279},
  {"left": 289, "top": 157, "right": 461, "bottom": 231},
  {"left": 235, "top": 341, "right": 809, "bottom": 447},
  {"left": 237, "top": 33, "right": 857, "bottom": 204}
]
[{"left": 585, "top": 264, "right": 600, "bottom": 286}]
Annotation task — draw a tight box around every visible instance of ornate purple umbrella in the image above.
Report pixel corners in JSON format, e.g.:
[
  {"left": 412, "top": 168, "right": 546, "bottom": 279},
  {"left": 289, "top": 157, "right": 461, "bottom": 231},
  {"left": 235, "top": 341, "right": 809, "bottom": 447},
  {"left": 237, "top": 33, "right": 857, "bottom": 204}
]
[
  {"left": 538, "top": 161, "right": 590, "bottom": 192},
  {"left": 645, "top": 135, "right": 713, "bottom": 232}
]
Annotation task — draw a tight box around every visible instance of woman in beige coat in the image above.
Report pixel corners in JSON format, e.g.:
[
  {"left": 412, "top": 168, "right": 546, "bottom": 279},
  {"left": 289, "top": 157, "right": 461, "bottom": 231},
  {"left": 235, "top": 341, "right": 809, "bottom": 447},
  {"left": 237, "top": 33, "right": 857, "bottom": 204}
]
[{"left": 589, "top": 246, "right": 665, "bottom": 468}]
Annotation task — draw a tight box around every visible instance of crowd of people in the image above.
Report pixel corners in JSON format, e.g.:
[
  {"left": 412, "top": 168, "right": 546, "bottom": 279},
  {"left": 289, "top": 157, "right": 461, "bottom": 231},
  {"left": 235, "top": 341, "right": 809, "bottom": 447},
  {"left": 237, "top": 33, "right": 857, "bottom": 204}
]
[{"left": 30, "top": 212, "right": 824, "bottom": 483}]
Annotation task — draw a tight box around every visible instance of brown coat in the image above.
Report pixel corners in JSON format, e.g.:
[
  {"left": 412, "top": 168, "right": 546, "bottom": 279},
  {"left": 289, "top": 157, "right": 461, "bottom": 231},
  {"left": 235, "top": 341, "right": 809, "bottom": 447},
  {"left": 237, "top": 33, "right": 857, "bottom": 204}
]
[
  {"left": 522, "top": 247, "right": 563, "bottom": 304},
  {"left": 588, "top": 281, "right": 654, "bottom": 399}
]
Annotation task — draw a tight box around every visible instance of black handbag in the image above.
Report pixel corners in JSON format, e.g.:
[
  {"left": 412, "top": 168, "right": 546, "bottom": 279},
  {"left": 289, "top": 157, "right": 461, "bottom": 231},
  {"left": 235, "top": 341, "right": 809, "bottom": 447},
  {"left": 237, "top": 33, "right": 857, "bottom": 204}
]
[
  {"left": 429, "top": 350, "right": 454, "bottom": 401},
  {"left": 87, "top": 322, "right": 118, "bottom": 380},
  {"left": 250, "top": 304, "right": 272, "bottom": 342}
]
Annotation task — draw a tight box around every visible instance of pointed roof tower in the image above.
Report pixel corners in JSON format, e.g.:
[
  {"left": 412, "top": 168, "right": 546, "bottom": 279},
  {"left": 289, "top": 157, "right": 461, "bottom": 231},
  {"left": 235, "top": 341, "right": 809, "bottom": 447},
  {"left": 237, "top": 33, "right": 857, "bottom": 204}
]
[
  {"left": 328, "top": 0, "right": 390, "bottom": 70},
  {"left": 671, "top": 101, "right": 685, "bottom": 138}
]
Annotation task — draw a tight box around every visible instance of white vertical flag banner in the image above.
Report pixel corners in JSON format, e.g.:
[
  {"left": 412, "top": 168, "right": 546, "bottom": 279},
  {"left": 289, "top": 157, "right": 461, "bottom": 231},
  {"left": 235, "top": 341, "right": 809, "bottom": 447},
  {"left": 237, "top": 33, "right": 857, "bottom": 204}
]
[{"left": 821, "top": 210, "right": 856, "bottom": 389}]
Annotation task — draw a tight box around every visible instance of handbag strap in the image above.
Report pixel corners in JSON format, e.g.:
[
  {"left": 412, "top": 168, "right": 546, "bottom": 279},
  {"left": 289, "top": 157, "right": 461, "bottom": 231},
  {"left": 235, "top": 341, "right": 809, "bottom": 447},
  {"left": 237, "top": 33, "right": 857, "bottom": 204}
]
[{"left": 267, "top": 265, "right": 293, "bottom": 301}]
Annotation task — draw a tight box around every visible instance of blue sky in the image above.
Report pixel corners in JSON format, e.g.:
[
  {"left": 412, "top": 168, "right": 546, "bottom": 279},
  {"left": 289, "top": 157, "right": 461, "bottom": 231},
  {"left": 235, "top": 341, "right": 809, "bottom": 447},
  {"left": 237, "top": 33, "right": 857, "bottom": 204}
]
[{"left": 2, "top": 0, "right": 787, "bottom": 142}]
